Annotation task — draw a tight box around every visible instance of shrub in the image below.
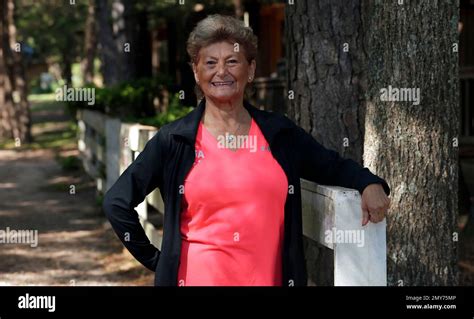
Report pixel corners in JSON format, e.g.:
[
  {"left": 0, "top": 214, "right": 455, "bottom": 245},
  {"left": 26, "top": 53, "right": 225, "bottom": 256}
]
[
  {"left": 132, "top": 93, "right": 193, "bottom": 128},
  {"left": 66, "top": 75, "right": 174, "bottom": 118},
  {"left": 58, "top": 155, "right": 81, "bottom": 171}
]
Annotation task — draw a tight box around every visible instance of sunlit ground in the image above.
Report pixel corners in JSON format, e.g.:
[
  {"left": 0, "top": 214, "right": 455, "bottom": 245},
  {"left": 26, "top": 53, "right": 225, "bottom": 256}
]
[{"left": 0, "top": 95, "right": 154, "bottom": 286}]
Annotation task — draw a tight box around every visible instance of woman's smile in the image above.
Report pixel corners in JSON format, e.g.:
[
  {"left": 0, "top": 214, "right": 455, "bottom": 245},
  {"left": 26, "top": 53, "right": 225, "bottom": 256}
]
[{"left": 211, "top": 80, "right": 235, "bottom": 87}]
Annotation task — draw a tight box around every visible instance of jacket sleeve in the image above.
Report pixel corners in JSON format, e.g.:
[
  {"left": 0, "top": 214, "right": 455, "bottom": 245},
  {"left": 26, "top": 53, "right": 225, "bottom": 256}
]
[
  {"left": 294, "top": 126, "right": 390, "bottom": 195},
  {"left": 102, "top": 129, "right": 165, "bottom": 271}
]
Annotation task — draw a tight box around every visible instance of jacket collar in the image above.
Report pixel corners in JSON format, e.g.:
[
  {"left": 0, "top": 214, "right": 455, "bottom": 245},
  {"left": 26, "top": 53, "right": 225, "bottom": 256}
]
[{"left": 170, "top": 98, "right": 294, "bottom": 146}]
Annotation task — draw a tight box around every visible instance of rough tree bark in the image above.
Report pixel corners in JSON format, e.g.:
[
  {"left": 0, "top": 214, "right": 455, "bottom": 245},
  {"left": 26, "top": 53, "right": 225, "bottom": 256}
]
[
  {"left": 0, "top": 0, "right": 31, "bottom": 143},
  {"left": 124, "top": 2, "right": 151, "bottom": 80},
  {"left": 0, "top": 26, "right": 18, "bottom": 140},
  {"left": 286, "top": 0, "right": 459, "bottom": 286},
  {"left": 286, "top": 0, "right": 365, "bottom": 162},
  {"left": 96, "top": 0, "right": 121, "bottom": 85},
  {"left": 362, "top": 0, "right": 459, "bottom": 285},
  {"left": 96, "top": 0, "right": 150, "bottom": 85},
  {"left": 286, "top": 0, "right": 365, "bottom": 286},
  {"left": 82, "top": 0, "right": 97, "bottom": 84}
]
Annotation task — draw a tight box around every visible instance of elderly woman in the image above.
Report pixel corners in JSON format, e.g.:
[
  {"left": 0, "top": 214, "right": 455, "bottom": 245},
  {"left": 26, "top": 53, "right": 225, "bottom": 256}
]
[{"left": 103, "top": 14, "right": 390, "bottom": 287}]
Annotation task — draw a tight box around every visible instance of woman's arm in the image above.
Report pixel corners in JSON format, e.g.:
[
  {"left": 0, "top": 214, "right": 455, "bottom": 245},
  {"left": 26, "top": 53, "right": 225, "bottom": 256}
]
[
  {"left": 294, "top": 126, "right": 390, "bottom": 224},
  {"left": 102, "top": 130, "right": 166, "bottom": 271},
  {"left": 294, "top": 126, "right": 390, "bottom": 196}
]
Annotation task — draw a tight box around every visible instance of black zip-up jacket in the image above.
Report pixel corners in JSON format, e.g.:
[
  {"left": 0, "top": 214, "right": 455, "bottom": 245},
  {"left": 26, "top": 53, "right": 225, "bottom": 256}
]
[{"left": 102, "top": 99, "right": 390, "bottom": 286}]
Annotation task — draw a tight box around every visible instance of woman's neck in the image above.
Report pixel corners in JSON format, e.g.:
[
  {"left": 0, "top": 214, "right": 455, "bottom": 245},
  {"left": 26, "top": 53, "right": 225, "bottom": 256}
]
[{"left": 202, "top": 97, "right": 250, "bottom": 128}]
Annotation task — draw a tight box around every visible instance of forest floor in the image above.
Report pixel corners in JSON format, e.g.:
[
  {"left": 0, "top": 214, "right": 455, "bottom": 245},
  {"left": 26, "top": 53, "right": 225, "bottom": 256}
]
[{"left": 0, "top": 94, "right": 154, "bottom": 286}]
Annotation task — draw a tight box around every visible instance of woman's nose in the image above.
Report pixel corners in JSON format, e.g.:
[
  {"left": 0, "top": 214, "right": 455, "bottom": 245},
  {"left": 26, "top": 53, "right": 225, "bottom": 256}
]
[{"left": 216, "top": 61, "right": 227, "bottom": 75}]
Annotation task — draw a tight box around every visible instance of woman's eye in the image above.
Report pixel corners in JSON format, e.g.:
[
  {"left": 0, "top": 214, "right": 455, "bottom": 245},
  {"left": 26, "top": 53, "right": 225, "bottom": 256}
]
[
  {"left": 227, "top": 59, "right": 238, "bottom": 64},
  {"left": 206, "top": 61, "right": 216, "bottom": 65}
]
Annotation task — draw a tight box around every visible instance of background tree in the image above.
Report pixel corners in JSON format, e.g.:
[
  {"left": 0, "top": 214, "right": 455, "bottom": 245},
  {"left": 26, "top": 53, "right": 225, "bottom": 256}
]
[
  {"left": 82, "top": 0, "right": 97, "bottom": 85},
  {"left": 286, "top": 0, "right": 364, "bottom": 162},
  {"left": 95, "top": 0, "right": 120, "bottom": 86},
  {"left": 286, "top": 0, "right": 459, "bottom": 285},
  {"left": 0, "top": 0, "right": 31, "bottom": 143},
  {"left": 362, "top": 0, "right": 459, "bottom": 286},
  {"left": 16, "top": 0, "right": 87, "bottom": 86},
  {"left": 286, "top": 0, "right": 365, "bottom": 286}
]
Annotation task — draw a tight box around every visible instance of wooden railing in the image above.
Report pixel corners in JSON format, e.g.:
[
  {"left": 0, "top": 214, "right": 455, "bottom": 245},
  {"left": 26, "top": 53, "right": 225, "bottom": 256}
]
[
  {"left": 77, "top": 110, "right": 164, "bottom": 248},
  {"left": 301, "top": 180, "right": 387, "bottom": 286}
]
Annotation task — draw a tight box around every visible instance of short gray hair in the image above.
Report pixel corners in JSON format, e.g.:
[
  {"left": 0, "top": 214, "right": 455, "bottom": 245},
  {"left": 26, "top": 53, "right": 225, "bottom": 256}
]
[{"left": 186, "top": 14, "right": 258, "bottom": 64}]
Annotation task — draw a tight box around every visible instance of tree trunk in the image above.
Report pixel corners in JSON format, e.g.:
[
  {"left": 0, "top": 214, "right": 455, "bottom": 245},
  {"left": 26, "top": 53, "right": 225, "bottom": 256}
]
[
  {"left": 286, "top": 0, "right": 365, "bottom": 286},
  {"left": 96, "top": 0, "right": 150, "bottom": 84},
  {"left": 286, "top": 0, "right": 365, "bottom": 163},
  {"left": 362, "top": 0, "right": 459, "bottom": 286},
  {"left": 111, "top": 0, "right": 129, "bottom": 81},
  {"left": 0, "top": 0, "right": 15, "bottom": 140},
  {"left": 0, "top": 0, "right": 31, "bottom": 143},
  {"left": 7, "top": 0, "right": 31, "bottom": 143},
  {"left": 286, "top": 0, "right": 459, "bottom": 285},
  {"left": 95, "top": 0, "right": 121, "bottom": 85},
  {"left": 0, "top": 43, "right": 18, "bottom": 141},
  {"left": 123, "top": 2, "right": 151, "bottom": 80},
  {"left": 82, "top": 0, "right": 97, "bottom": 85},
  {"left": 62, "top": 51, "right": 72, "bottom": 86},
  {"left": 233, "top": 0, "right": 244, "bottom": 20}
]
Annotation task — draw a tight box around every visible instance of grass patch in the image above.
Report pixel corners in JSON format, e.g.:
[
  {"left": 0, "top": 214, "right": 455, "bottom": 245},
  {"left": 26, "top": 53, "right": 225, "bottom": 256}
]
[
  {"left": 30, "top": 101, "right": 65, "bottom": 113},
  {"left": 0, "top": 139, "right": 16, "bottom": 149},
  {"left": 96, "top": 193, "right": 104, "bottom": 207},
  {"left": 0, "top": 114, "right": 77, "bottom": 151},
  {"left": 27, "top": 127, "right": 77, "bottom": 150},
  {"left": 28, "top": 93, "right": 56, "bottom": 103},
  {"left": 41, "top": 182, "right": 71, "bottom": 192},
  {"left": 57, "top": 155, "right": 81, "bottom": 171},
  {"left": 29, "top": 93, "right": 66, "bottom": 113},
  {"left": 39, "top": 179, "right": 95, "bottom": 193}
]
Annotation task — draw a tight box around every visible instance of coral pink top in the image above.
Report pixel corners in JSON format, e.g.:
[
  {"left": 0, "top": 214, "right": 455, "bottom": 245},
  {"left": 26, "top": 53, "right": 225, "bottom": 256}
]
[{"left": 177, "top": 118, "right": 288, "bottom": 286}]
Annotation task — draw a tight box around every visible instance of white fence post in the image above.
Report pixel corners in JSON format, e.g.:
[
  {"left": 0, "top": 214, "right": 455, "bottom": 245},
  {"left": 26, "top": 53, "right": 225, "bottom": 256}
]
[
  {"left": 105, "top": 117, "right": 121, "bottom": 193},
  {"left": 79, "top": 113, "right": 164, "bottom": 249},
  {"left": 301, "top": 179, "right": 387, "bottom": 286},
  {"left": 77, "top": 109, "right": 106, "bottom": 193}
]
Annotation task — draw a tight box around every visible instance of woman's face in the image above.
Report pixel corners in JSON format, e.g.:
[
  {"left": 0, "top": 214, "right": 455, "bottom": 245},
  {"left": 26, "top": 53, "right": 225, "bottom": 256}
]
[{"left": 193, "top": 41, "right": 256, "bottom": 103}]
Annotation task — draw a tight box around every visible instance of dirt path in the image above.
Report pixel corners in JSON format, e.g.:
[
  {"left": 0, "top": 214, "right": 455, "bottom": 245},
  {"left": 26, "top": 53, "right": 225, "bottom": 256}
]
[{"left": 0, "top": 99, "right": 153, "bottom": 286}]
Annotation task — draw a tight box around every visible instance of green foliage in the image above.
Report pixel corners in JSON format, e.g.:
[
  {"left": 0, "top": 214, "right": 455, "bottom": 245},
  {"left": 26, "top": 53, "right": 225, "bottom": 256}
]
[
  {"left": 132, "top": 93, "right": 193, "bottom": 128},
  {"left": 29, "top": 78, "right": 53, "bottom": 94},
  {"left": 144, "top": 0, "right": 233, "bottom": 28},
  {"left": 67, "top": 76, "right": 193, "bottom": 128},
  {"left": 58, "top": 155, "right": 81, "bottom": 171},
  {"left": 96, "top": 193, "right": 104, "bottom": 207},
  {"left": 66, "top": 75, "right": 174, "bottom": 117},
  {"left": 16, "top": 1, "right": 87, "bottom": 65}
]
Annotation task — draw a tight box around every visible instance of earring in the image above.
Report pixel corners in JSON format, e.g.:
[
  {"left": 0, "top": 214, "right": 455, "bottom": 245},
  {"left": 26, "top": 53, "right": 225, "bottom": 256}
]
[{"left": 248, "top": 77, "right": 252, "bottom": 82}]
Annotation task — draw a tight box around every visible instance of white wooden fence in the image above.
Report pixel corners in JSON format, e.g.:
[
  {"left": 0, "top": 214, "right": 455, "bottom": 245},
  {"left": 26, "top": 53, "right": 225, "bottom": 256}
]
[
  {"left": 77, "top": 110, "right": 164, "bottom": 249},
  {"left": 301, "top": 180, "right": 387, "bottom": 286},
  {"left": 78, "top": 109, "right": 387, "bottom": 286}
]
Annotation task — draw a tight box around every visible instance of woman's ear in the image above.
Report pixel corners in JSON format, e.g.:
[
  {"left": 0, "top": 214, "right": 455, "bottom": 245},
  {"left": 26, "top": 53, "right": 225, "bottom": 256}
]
[
  {"left": 192, "top": 63, "right": 199, "bottom": 84},
  {"left": 248, "top": 59, "right": 256, "bottom": 81}
]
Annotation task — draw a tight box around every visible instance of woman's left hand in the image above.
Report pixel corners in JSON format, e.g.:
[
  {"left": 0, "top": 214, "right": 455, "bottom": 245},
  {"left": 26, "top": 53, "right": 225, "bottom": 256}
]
[{"left": 361, "top": 184, "right": 390, "bottom": 226}]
